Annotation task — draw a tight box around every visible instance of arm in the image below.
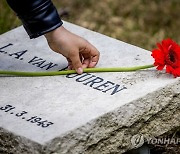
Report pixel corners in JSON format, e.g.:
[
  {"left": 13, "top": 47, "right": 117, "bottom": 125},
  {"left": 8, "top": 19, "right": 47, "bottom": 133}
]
[
  {"left": 7, "top": 0, "right": 100, "bottom": 74},
  {"left": 7, "top": 0, "right": 62, "bottom": 38}
]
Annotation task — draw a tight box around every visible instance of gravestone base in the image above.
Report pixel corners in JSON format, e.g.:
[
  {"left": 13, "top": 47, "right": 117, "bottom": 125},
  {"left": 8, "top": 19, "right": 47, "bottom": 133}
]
[
  {"left": 0, "top": 81, "right": 179, "bottom": 154},
  {"left": 0, "top": 22, "right": 179, "bottom": 154},
  {"left": 41, "top": 81, "right": 180, "bottom": 154}
]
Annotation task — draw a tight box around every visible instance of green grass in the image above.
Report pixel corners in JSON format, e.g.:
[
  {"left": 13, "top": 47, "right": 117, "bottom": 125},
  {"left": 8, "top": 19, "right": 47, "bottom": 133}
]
[
  {"left": 1, "top": 0, "right": 180, "bottom": 50},
  {"left": 0, "top": 0, "right": 21, "bottom": 34},
  {"left": 53, "top": 0, "right": 180, "bottom": 50}
]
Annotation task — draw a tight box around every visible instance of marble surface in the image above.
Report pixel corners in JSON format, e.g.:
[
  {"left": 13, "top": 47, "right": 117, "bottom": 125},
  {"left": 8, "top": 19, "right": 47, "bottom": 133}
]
[{"left": 0, "top": 21, "right": 179, "bottom": 154}]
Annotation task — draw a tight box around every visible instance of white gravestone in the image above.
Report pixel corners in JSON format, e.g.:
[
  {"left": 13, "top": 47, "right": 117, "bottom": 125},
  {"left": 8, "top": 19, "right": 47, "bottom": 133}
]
[{"left": 0, "top": 21, "right": 180, "bottom": 154}]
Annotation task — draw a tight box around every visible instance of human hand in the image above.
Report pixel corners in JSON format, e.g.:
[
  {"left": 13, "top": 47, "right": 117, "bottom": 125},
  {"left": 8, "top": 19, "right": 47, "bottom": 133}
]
[{"left": 45, "top": 26, "right": 100, "bottom": 74}]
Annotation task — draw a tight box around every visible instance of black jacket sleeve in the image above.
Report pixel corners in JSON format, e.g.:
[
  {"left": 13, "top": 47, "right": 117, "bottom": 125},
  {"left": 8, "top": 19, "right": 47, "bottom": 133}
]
[{"left": 7, "top": 0, "right": 63, "bottom": 39}]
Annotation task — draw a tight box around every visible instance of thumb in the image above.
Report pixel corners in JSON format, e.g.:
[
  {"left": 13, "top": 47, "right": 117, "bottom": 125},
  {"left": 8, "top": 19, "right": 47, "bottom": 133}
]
[{"left": 69, "top": 51, "right": 83, "bottom": 74}]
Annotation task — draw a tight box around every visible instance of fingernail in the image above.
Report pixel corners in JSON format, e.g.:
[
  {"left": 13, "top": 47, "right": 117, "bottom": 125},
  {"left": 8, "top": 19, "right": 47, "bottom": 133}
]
[
  {"left": 77, "top": 68, "right": 83, "bottom": 74},
  {"left": 90, "top": 61, "right": 97, "bottom": 67},
  {"left": 92, "top": 61, "right": 97, "bottom": 65}
]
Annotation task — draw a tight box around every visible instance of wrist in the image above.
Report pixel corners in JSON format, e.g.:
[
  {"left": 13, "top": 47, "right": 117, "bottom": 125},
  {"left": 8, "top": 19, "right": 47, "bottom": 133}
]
[{"left": 44, "top": 26, "right": 65, "bottom": 42}]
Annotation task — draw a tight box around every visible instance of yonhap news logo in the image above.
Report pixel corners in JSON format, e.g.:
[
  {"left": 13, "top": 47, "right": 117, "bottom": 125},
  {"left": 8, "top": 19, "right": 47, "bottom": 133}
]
[
  {"left": 131, "top": 134, "right": 180, "bottom": 148},
  {"left": 147, "top": 137, "right": 180, "bottom": 145},
  {"left": 131, "top": 134, "right": 145, "bottom": 148}
]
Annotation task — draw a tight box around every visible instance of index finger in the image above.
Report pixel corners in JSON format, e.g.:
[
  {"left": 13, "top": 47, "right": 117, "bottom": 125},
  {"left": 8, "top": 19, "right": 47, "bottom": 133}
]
[{"left": 88, "top": 45, "right": 100, "bottom": 68}]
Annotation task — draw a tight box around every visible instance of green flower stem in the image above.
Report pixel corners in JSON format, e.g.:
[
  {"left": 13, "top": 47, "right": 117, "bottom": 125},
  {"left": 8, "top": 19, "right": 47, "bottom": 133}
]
[{"left": 0, "top": 64, "right": 154, "bottom": 77}]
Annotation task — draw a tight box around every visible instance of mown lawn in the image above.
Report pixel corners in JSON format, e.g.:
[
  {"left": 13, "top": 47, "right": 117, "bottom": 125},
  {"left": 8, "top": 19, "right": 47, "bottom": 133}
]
[
  {"left": 0, "top": 1, "right": 21, "bottom": 34},
  {"left": 1, "top": 0, "right": 180, "bottom": 50},
  {"left": 52, "top": 0, "right": 180, "bottom": 50}
]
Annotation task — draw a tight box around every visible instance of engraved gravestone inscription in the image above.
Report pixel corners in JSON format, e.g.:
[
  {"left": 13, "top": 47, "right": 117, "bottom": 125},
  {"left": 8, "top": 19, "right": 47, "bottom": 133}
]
[
  {"left": 0, "top": 42, "right": 127, "bottom": 95},
  {"left": 0, "top": 22, "right": 177, "bottom": 153}
]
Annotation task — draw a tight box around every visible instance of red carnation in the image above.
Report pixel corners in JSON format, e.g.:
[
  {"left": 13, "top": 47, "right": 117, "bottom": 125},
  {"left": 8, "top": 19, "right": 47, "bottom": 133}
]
[{"left": 151, "top": 38, "right": 180, "bottom": 77}]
